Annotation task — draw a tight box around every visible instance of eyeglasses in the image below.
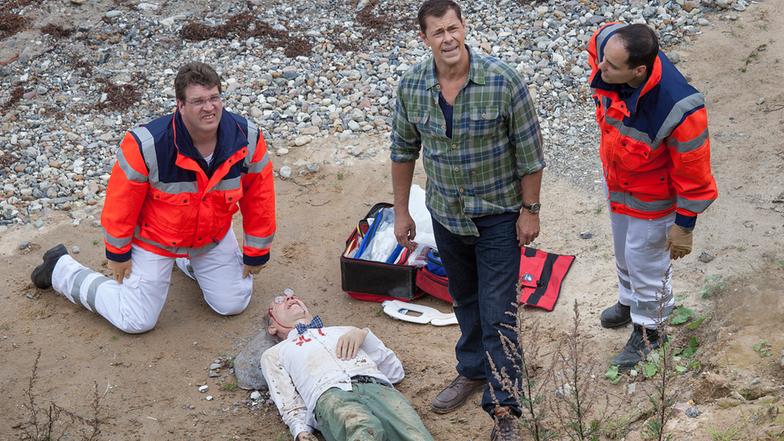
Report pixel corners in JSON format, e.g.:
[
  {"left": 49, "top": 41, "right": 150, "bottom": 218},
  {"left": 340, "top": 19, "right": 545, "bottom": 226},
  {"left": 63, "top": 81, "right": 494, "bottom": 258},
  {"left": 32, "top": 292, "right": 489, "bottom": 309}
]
[
  {"left": 268, "top": 292, "right": 298, "bottom": 329},
  {"left": 185, "top": 94, "right": 222, "bottom": 107}
]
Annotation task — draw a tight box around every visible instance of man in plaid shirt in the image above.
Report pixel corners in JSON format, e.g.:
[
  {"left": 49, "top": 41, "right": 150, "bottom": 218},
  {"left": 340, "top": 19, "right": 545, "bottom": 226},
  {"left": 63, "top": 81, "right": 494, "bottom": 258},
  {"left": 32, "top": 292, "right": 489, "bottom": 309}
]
[{"left": 390, "top": 1, "right": 544, "bottom": 440}]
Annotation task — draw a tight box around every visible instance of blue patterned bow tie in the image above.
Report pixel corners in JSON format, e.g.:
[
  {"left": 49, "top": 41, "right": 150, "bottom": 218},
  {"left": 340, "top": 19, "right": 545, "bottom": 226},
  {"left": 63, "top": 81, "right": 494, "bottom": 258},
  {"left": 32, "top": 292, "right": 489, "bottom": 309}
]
[{"left": 295, "top": 316, "right": 324, "bottom": 335}]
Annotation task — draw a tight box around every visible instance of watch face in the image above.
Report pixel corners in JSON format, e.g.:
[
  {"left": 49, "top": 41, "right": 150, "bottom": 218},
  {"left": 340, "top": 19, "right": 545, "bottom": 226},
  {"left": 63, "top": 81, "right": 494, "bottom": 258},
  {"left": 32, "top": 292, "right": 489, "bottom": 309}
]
[{"left": 529, "top": 203, "right": 541, "bottom": 214}]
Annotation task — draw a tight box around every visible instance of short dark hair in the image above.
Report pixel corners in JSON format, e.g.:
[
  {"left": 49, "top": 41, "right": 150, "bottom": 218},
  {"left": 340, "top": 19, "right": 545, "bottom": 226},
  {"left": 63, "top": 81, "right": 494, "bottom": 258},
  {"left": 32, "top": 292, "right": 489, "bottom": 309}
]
[
  {"left": 174, "top": 62, "right": 222, "bottom": 102},
  {"left": 614, "top": 24, "right": 659, "bottom": 77},
  {"left": 418, "top": 0, "right": 462, "bottom": 33}
]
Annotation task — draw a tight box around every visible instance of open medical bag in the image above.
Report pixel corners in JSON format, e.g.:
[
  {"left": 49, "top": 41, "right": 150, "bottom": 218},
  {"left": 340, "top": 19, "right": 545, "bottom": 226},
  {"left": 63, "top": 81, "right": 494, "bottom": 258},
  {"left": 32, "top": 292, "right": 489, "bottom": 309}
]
[
  {"left": 340, "top": 203, "right": 424, "bottom": 302},
  {"left": 341, "top": 203, "right": 575, "bottom": 309}
]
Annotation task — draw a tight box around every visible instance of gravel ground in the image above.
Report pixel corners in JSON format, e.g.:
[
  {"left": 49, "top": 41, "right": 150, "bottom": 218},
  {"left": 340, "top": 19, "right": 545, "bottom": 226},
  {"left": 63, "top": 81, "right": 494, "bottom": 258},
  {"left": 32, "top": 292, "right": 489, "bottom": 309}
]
[{"left": 0, "top": 0, "right": 750, "bottom": 230}]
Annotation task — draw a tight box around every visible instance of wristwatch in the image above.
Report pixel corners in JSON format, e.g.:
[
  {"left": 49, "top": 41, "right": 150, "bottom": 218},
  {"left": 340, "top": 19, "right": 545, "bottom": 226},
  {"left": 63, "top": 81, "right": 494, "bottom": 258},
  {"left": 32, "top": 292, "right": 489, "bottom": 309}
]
[{"left": 521, "top": 202, "right": 541, "bottom": 214}]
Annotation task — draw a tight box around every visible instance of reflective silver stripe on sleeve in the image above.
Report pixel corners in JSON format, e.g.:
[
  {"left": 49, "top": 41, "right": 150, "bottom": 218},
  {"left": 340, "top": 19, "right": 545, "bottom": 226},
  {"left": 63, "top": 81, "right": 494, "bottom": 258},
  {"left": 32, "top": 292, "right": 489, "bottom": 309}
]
[
  {"left": 668, "top": 128, "right": 709, "bottom": 153},
  {"left": 244, "top": 233, "right": 274, "bottom": 249},
  {"left": 212, "top": 176, "right": 242, "bottom": 192},
  {"left": 595, "top": 23, "right": 627, "bottom": 61},
  {"left": 70, "top": 268, "right": 91, "bottom": 306},
  {"left": 152, "top": 180, "right": 198, "bottom": 194},
  {"left": 676, "top": 196, "right": 714, "bottom": 214},
  {"left": 609, "top": 191, "right": 675, "bottom": 212},
  {"left": 131, "top": 126, "right": 158, "bottom": 182},
  {"left": 104, "top": 231, "right": 133, "bottom": 249},
  {"left": 247, "top": 152, "right": 270, "bottom": 174},
  {"left": 605, "top": 116, "right": 657, "bottom": 150},
  {"left": 655, "top": 93, "right": 705, "bottom": 142},
  {"left": 116, "top": 146, "right": 148, "bottom": 182},
  {"left": 244, "top": 120, "right": 259, "bottom": 168},
  {"left": 85, "top": 275, "right": 112, "bottom": 312}
]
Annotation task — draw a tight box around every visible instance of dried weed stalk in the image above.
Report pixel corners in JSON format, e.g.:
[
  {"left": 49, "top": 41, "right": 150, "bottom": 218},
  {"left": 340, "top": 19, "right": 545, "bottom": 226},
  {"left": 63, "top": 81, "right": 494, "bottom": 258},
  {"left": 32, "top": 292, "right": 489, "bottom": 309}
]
[
  {"left": 19, "top": 350, "right": 106, "bottom": 441},
  {"left": 641, "top": 275, "right": 676, "bottom": 441},
  {"left": 548, "top": 300, "right": 618, "bottom": 440},
  {"left": 489, "top": 304, "right": 551, "bottom": 440}
]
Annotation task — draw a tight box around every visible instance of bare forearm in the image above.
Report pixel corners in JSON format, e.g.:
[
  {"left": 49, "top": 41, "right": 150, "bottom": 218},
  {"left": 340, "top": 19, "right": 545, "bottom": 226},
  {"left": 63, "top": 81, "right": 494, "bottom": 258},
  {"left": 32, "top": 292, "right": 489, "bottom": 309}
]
[
  {"left": 391, "top": 161, "right": 416, "bottom": 215},
  {"left": 521, "top": 169, "right": 543, "bottom": 204}
]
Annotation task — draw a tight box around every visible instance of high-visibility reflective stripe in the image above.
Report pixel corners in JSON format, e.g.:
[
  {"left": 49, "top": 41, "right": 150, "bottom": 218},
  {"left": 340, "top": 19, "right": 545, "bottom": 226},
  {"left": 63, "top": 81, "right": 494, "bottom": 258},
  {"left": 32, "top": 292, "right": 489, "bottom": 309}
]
[
  {"left": 609, "top": 191, "right": 674, "bottom": 212},
  {"left": 132, "top": 126, "right": 199, "bottom": 194},
  {"left": 154, "top": 180, "right": 198, "bottom": 194},
  {"left": 668, "top": 128, "right": 709, "bottom": 153},
  {"left": 70, "top": 268, "right": 91, "bottom": 306},
  {"left": 655, "top": 93, "right": 705, "bottom": 141},
  {"left": 677, "top": 196, "right": 713, "bottom": 213},
  {"left": 117, "top": 147, "right": 148, "bottom": 182},
  {"left": 617, "top": 264, "right": 629, "bottom": 276},
  {"left": 596, "top": 23, "right": 626, "bottom": 61},
  {"left": 134, "top": 230, "right": 220, "bottom": 256},
  {"left": 635, "top": 299, "right": 674, "bottom": 319},
  {"left": 247, "top": 152, "right": 270, "bottom": 174},
  {"left": 105, "top": 231, "right": 133, "bottom": 248},
  {"left": 618, "top": 275, "right": 631, "bottom": 290},
  {"left": 605, "top": 116, "right": 657, "bottom": 149},
  {"left": 132, "top": 126, "right": 158, "bottom": 178},
  {"left": 85, "top": 275, "right": 111, "bottom": 312},
  {"left": 244, "top": 232, "right": 274, "bottom": 249},
  {"left": 245, "top": 120, "right": 259, "bottom": 168},
  {"left": 212, "top": 177, "right": 242, "bottom": 191}
]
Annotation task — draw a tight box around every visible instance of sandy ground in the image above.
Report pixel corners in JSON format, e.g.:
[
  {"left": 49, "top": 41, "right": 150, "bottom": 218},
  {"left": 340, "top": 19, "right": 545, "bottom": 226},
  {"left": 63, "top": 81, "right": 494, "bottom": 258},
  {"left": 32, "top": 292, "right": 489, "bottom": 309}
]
[{"left": 2, "top": 0, "right": 784, "bottom": 440}]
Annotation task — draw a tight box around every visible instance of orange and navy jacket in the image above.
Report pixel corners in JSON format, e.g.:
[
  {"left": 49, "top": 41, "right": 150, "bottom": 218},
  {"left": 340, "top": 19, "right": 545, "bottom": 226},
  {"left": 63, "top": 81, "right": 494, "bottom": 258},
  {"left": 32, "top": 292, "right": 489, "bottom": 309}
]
[
  {"left": 588, "top": 23, "right": 718, "bottom": 229},
  {"left": 101, "top": 109, "right": 276, "bottom": 266}
]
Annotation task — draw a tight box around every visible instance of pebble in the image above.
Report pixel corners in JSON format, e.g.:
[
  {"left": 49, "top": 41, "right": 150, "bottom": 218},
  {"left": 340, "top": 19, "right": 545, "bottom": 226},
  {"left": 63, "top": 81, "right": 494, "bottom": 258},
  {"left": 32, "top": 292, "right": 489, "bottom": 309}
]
[
  {"left": 198, "top": 385, "right": 208, "bottom": 393},
  {"left": 205, "top": 395, "right": 213, "bottom": 401},
  {"left": 698, "top": 251, "right": 715, "bottom": 263},
  {"left": 0, "top": 0, "right": 736, "bottom": 228},
  {"left": 71, "top": 245, "right": 80, "bottom": 254},
  {"left": 685, "top": 406, "right": 701, "bottom": 417},
  {"left": 250, "top": 391, "right": 261, "bottom": 401},
  {"left": 579, "top": 231, "right": 593, "bottom": 240},
  {"left": 209, "top": 362, "right": 222, "bottom": 370}
]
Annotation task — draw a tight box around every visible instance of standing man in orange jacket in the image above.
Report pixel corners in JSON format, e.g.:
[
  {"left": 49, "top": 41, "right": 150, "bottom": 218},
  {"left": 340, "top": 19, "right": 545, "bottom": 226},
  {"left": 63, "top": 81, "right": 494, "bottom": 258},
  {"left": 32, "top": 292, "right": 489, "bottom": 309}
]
[
  {"left": 587, "top": 23, "right": 717, "bottom": 367},
  {"left": 31, "top": 62, "right": 276, "bottom": 333}
]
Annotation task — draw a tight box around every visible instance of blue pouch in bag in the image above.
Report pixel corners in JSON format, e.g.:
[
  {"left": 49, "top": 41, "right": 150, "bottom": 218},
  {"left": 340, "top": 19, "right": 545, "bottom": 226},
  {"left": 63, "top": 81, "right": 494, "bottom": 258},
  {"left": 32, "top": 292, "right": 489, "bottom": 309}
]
[{"left": 425, "top": 250, "right": 447, "bottom": 277}]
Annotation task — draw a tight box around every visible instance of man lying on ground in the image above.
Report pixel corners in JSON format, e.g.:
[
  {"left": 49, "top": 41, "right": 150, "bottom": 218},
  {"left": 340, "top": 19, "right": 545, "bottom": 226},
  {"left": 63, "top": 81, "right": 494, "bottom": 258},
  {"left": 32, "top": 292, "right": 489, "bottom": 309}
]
[{"left": 261, "top": 293, "right": 434, "bottom": 441}]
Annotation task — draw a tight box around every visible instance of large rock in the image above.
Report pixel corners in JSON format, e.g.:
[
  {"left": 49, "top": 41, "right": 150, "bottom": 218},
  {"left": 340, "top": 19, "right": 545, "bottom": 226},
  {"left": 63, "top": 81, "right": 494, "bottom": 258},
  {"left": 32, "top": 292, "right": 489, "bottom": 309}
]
[{"left": 234, "top": 330, "right": 279, "bottom": 390}]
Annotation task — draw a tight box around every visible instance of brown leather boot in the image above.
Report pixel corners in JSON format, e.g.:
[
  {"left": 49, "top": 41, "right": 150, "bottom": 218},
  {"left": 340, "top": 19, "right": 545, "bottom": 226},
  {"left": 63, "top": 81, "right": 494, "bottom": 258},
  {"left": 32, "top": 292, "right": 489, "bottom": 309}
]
[
  {"left": 430, "top": 374, "right": 485, "bottom": 414},
  {"left": 490, "top": 406, "right": 523, "bottom": 441}
]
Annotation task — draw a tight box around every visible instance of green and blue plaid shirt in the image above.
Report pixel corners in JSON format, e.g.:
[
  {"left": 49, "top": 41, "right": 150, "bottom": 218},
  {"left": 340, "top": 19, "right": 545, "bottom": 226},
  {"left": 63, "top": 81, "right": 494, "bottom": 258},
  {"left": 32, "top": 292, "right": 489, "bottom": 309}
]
[{"left": 391, "top": 46, "right": 545, "bottom": 236}]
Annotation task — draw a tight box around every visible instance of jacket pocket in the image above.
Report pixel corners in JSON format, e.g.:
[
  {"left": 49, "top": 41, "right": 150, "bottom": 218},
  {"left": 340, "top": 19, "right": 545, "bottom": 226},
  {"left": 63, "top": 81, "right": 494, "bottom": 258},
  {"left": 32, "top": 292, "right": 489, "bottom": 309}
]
[
  {"left": 616, "top": 139, "right": 653, "bottom": 171},
  {"left": 468, "top": 107, "right": 501, "bottom": 137},
  {"left": 146, "top": 188, "right": 195, "bottom": 231}
]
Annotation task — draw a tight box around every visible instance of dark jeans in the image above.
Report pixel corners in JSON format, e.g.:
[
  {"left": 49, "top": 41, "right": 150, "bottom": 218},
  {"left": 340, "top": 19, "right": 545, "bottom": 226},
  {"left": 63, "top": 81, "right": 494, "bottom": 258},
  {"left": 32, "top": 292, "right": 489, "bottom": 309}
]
[{"left": 432, "top": 213, "right": 522, "bottom": 416}]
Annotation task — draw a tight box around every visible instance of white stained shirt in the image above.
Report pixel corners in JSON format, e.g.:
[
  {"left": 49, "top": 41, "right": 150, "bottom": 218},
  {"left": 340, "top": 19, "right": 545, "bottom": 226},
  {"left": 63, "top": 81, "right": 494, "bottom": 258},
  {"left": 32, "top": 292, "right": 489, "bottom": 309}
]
[{"left": 260, "top": 326, "right": 405, "bottom": 439}]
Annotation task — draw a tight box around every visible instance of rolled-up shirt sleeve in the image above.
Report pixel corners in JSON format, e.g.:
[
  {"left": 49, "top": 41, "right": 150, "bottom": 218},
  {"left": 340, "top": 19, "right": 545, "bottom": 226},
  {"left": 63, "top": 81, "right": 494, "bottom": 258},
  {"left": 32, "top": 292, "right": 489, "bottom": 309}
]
[
  {"left": 390, "top": 80, "right": 422, "bottom": 163},
  {"left": 507, "top": 76, "right": 545, "bottom": 176}
]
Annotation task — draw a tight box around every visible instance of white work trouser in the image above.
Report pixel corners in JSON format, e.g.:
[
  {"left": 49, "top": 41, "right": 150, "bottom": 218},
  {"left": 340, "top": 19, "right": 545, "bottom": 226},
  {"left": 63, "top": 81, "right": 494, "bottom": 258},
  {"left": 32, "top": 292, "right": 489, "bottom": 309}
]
[
  {"left": 51, "top": 229, "right": 252, "bottom": 333},
  {"left": 610, "top": 211, "right": 676, "bottom": 328}
]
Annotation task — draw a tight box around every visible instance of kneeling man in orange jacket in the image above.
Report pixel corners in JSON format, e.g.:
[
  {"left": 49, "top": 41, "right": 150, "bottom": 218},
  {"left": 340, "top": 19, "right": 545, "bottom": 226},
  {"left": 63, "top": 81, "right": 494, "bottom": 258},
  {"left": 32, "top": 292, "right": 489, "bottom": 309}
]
[{"left": 31, "top": 62, "right": 276, "bottom": 333}]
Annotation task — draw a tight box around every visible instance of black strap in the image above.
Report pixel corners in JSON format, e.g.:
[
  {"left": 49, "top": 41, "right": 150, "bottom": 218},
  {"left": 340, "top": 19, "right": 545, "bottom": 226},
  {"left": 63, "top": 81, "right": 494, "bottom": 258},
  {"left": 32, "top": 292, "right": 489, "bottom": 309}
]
[
  {"left": 525, "top": 253, "right": 558, "bottom": 306},
  {"left": 523, "top": 247, "right": 537, "bottom": 258}
]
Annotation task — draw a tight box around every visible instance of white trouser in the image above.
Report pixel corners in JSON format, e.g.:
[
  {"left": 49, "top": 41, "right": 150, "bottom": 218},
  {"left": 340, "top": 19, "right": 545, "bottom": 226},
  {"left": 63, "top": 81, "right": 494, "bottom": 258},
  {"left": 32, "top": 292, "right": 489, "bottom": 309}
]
[
  {"left": 51, "top": 229, "right": 253, "bottom": 333},
  {"left": 610, "top": 211, "right": 676, "bottom": 328}
]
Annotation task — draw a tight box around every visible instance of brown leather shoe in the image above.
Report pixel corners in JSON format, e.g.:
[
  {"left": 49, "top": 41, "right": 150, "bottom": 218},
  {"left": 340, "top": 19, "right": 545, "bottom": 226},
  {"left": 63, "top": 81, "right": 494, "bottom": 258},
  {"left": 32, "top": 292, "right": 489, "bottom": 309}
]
[
  {"left": 430, "top": 374, "right": 485, "bottom": 414},
  {"left": 490, "top": 407, "right": 523, "bottom": 441}
]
